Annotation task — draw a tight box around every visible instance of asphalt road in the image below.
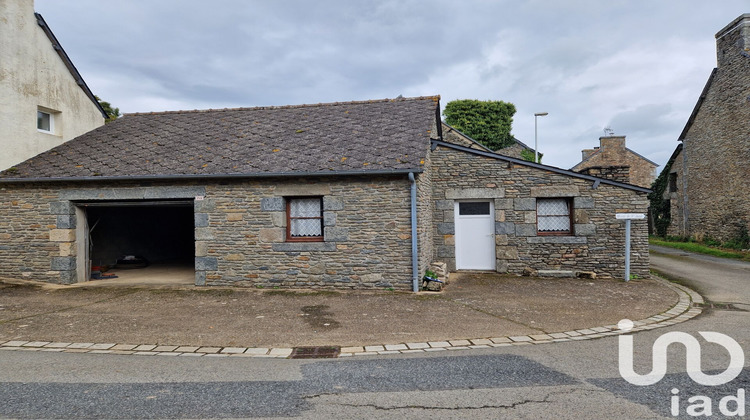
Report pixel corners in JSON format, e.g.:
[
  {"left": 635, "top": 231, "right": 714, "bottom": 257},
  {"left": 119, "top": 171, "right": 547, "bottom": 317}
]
[
  {"left": 0, "top": 248, "right": 748, "bottom": 419},
  {"left": 1, "top": 309, "right": 748, "bottom": 419},
  {"left": 650, "top": 244, "right": 750, "bottom": 310}
]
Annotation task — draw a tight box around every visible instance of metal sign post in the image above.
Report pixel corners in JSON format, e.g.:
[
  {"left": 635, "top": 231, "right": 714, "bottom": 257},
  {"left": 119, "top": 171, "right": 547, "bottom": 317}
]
[{"left": 615, "top": 213, "right": 646, "bottom": 282}]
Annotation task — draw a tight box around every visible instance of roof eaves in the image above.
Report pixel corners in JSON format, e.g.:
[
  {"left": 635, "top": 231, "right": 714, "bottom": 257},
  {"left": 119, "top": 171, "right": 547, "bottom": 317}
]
[
  {"left": 35, "top": 13, "right": 109, "bottom": 119},
  {"left": 440, "top": 122, "right": 492, "bottom": 152},
  {"left": 431, "top": 140, "right": 651, "bottom": 193},
  {"left": 570, "top": 149, "right": 601, "bottom": 170},
  {"left": 625, "top": 148, "right": 659, "bottom": 166},
  {"left": 0, "top": 168, "right": 424, "bottom": 184},
  {"left": 678, "top": 68, "right": 717, "bottom": 141},
  {"left": 510, "top": 136, "right": 534, "bottom": 151}
]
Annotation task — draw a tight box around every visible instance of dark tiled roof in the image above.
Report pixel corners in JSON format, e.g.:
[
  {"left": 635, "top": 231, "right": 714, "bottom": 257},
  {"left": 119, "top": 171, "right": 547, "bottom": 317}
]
[{"left": 1, "top": 96, "right": 440, "bottom": 180}]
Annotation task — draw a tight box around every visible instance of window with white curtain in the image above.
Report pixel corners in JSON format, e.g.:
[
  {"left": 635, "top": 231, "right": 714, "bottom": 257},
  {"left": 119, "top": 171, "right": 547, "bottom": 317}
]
[
  {"left": 537, "top": 198, "right": 573, "bottom": 235},
  {"left": 286, "top": 197, "right": 323, "bottom": 241}
]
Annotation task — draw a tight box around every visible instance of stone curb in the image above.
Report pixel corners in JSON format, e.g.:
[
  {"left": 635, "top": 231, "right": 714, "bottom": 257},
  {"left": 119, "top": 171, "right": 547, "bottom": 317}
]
[{"left": 0, "top": 278, "right": 701, "bottom": 359}]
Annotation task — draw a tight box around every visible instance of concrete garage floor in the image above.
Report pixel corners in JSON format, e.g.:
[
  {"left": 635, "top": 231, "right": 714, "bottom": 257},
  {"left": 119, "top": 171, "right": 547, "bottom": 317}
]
[{"left": 80, "top": 264, "right": 195, "bottom": 288}]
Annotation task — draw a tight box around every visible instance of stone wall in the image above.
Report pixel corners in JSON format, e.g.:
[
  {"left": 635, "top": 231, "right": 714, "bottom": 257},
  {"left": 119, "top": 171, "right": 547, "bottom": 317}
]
[
  {"left": 429, "top": 146, "right": 650, "bottom": 279},
  {"left": 416, "top": 153, "right": 434, "bottom": 287},
  {"left": 578, "top": 166, "right": 631, "bottom": 184},
  {"left": 666, "top": 148, "right": 687, "bottom": 237},
  {"left": 571, "top": 136, "right": 656, "bottom": 188},
  {"left": 675, "top": 15, "right": 750, "bottom": 242},
  {"left": 0, "top": 176, "right": 417, "bottom": 289},
  {"left": 199, "top": 176, "right": 413, "bottom": 289},
  {"left": 0, "top": 183, "right": 60, "bottom": 282}
]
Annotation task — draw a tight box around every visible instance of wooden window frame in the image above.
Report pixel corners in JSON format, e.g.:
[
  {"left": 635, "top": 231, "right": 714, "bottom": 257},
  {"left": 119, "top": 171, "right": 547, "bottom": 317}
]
[
  {"left": 286, "top": 196, "right": 324, "bottom": 242},
  {"left": 536, "top": 197, "right": 575, "bottom": 236}
]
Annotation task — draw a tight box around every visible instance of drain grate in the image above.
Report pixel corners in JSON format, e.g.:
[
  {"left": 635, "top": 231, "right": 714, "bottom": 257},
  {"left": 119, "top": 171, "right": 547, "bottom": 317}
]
[
  {"left": 289, "top": 346, "right": 341, "bottom": 359},
  {"left": 693, "top": 302, "right": 747, "bottom": 311}
]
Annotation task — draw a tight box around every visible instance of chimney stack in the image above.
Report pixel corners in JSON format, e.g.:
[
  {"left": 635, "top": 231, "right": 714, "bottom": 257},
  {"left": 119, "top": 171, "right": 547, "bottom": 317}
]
[{"left": 716, "top": 14, "right": 750, "bottom": 69}]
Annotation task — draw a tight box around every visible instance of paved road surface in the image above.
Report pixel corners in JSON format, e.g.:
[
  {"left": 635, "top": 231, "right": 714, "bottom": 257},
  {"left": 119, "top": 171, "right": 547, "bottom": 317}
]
[
  {"left": 650, "top": 244, "right": 750, "bottom": 310},
  {"left": 1, "top": 309, "right": 748, "bottom": 419}
]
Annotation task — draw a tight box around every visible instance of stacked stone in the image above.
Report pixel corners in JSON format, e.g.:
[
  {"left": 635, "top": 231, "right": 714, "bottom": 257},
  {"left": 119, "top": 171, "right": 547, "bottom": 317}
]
[{"left": 430, "top": 148, "right": 650, "bottom": 280}]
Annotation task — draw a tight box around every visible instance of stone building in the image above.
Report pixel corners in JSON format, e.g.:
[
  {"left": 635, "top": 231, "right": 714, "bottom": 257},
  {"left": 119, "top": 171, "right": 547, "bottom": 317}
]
[
  {"left": 571, "top": 136, "right": 657, "bottom": 188},
  {"left": 0, "top": 96, "right": 650, "bottom": 289},
  {"left": 441, "top": 123, "right": 536, "bottom": 159},
  {"left": 664, "top": 14, "right": 750, "bottom": 242},
  {"left": 0, "top": 0, "right": 106, "bottom": 171}
]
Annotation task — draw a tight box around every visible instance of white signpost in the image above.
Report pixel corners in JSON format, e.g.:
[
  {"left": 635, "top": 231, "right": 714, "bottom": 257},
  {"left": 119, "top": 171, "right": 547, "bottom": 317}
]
[{"left": 616, "top": 213, "right": 647, "bottom": 282}]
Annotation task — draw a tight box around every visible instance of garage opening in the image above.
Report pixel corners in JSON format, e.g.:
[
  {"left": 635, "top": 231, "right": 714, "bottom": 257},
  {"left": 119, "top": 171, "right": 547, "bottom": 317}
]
[{"left": 77, "top": 200, "right": 195, "bottom": 285}]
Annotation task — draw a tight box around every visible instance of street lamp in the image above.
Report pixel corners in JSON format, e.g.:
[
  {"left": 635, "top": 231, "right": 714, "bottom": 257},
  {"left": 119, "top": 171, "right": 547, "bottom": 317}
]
[{"left": 534, "top": 112, "right": 548, "bottom": 163}]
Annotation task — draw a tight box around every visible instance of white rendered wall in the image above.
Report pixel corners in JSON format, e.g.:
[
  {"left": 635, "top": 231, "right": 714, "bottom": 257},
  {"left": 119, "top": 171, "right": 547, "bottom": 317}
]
[{"left": 0, "top": 0, "right": 104, "bottom": 170}]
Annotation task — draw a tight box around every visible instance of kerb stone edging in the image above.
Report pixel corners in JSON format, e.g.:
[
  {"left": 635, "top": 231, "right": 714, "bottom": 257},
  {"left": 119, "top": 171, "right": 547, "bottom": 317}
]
[{"left": 0, "top": 278, "right": 702, "bottom": 359}]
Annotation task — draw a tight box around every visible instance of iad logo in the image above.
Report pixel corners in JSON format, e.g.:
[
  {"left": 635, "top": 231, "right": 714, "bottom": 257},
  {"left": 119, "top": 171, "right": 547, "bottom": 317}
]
[{"left": 617, "top": 319, "right": 746, "bottom": 417}]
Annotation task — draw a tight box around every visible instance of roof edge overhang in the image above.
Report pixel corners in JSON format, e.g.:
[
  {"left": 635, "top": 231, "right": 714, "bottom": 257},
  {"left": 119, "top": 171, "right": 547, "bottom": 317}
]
[
  {"left": 678, "top": 68, "right": 717, "bottom": 141},
  {"left": 432, "top": 140, "right": 651, "bottom": 194},
  {"left": 0, "top": 168, "right": 423, "bottom": 184},
  {"left": 35, "top": 13, "right": 108, "bottom": 119}
]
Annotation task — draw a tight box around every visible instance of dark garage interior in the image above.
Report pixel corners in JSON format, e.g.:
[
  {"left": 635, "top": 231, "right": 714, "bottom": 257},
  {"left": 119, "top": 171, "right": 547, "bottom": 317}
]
[{"left": 84, "top": 202, "right": 195, "bottom": 271}]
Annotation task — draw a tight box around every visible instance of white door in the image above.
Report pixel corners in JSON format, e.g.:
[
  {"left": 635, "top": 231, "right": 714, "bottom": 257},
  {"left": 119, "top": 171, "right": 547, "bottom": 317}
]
[{"left": 454, "top": 201, "right": 495, "bottom": 270}]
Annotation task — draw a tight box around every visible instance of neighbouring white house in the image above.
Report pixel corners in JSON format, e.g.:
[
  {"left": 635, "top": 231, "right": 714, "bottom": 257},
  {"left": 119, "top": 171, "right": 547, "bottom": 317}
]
[{"left": 0, "top": 0, "right": 107, "bottom": 171}]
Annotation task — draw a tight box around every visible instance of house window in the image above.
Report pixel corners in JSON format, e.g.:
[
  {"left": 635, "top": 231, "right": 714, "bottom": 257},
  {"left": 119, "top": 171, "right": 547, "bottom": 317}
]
[
  {"left": 669, "top": 173, "right": 678, "bottom": 192},
  {"left": 286, "top": 197, "right": 323, "bottom": 242},
  {"left": 37, "top": 110, "right": 54, "bottom": 133},
  {"left": 537, "top": 198, "right": 573, "bottom": 235}
]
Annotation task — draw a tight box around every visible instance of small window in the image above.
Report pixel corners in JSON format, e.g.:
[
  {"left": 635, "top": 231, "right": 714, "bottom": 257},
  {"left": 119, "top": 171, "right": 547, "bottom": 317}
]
[
  {"left": 458, "top": 202, "right": 490, "bottom": 216},
  {"left": 669, "top": 173, "right": 678, "bottom": 193},
  {"left": 37, "top": 110, "right": 53, "bottom": 133},
  {"left": 286, "top": 197, "right": 323, "bottom": 242},
  {"left": 537, "top": 198, "right": 573, "bottom": 235}
]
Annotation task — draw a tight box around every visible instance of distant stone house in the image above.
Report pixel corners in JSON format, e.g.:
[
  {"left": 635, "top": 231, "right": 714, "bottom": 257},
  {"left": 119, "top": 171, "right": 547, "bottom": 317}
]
[
  {"left": 663, "top": 14, "right": 750, "bottom": 242},
  {"left": 0, "top": 96, "right": 650, "bottom": 290},
  {"left": 441, "top": 123, "right": 535, "bottom": 159},
  {"left": 571, "top": 136, "right": 657, "bottom": 189},
  {"left": 0, "top": 0, "right": 107, "bottom": 171}
]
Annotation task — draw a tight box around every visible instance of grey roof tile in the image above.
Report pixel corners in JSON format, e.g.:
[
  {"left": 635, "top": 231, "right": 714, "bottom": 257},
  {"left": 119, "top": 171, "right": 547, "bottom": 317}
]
[{"left": 2, "top": 96, "right": 439, "bottom": 180}]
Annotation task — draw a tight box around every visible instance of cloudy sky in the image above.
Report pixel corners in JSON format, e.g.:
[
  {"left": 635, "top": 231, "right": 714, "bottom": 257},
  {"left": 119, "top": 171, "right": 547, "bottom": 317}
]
[{"left": 35, "top": 0, "right": 747, "bottom": 169}]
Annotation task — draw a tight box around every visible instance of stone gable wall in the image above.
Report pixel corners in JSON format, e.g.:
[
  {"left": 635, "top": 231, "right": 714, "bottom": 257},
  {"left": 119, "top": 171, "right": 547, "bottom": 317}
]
[
  {"left": 572, "top": 136, "right": 657, "bottom": 188},
  {"left": 666, "top": 149, "right": 687, "bottom": 237},
  {"left": 429, "top": 147, "right": 649, "bottom": 279},
  {"left": 677, "top": 18, "right": 750, "bottom": 242}
]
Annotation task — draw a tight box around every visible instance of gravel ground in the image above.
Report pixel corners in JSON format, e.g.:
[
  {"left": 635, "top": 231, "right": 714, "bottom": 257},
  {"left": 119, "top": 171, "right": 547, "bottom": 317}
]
[{"left": 0, "top": 273, "right": 678, "bottom": 348}]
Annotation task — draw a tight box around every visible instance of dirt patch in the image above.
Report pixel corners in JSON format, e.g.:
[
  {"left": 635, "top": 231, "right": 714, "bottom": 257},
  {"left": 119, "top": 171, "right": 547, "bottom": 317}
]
[
  {"left": 0, "top": 273, "right": 679, "bottom": 348},
  {"left": 443, "top": 273, "right": 679, "bottom": 332}
]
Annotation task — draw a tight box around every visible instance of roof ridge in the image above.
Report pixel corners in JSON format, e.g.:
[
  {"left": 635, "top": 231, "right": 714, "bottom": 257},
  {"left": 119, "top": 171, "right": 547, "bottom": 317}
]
[{"left": 124, "top": 95, "right": 441, "bottom": 117}]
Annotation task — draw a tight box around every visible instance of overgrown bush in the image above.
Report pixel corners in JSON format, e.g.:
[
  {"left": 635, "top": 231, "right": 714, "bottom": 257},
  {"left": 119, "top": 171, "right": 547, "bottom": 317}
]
[
  {"left": 648, "top": 160, "right": 673, "bottom": 237},
  {"left": 724, "top": 225, "right": 750, "bottom": 250}
]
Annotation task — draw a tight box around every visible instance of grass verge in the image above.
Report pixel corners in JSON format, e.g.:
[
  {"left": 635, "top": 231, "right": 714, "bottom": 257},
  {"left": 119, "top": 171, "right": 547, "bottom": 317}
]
[{"left": 649, "top": 237, "right": 750, "bottom": 261}]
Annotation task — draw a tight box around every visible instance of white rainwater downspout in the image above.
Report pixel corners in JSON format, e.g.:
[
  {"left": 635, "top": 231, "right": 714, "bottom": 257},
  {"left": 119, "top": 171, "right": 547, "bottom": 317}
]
[{"left": 409, "top": 172, "right": 419, "bottom": 292}]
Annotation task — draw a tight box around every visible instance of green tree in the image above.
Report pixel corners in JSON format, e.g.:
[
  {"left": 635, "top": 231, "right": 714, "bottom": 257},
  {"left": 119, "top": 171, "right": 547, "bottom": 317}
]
[
  {"left": 648, "top": 160, "right": 673, "bottom": 237},
  {"left": 95, "top": 95, "right": 120, "bottom": 123},
  {"left": 520, "top": 148, "right": 543, "bottom": 163},
  {"left": 443, "top": 99, "right": 517, "bottom": 150}
]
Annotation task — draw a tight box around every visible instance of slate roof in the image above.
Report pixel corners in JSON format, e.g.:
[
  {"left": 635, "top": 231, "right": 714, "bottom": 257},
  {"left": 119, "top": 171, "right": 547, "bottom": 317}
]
[{"left": 1, "top": 96, "right": 440, "bottom": 181}]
